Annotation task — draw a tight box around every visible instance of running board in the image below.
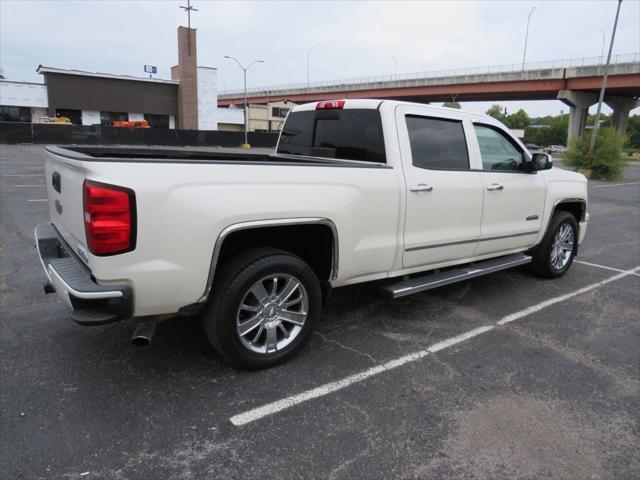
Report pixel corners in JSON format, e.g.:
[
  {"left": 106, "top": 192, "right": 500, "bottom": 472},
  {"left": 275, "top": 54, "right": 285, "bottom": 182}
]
[{"left": 381, "top": 254, "right": 532, "bottom": 299}]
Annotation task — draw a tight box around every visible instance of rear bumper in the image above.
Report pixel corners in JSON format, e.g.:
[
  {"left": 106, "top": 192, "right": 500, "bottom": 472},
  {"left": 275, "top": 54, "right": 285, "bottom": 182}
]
[{"left": 35, "top": 222, "right": 133, "bottom": 325}]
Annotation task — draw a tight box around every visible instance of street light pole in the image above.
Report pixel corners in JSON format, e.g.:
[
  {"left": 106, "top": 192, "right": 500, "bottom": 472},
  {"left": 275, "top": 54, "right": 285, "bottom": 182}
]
[
  {"left": 600, "top": 29, "right": 606, "bottom": 64},
  {"left": 224, "top": 56, "right": 264, "bottom": 147},
  {"left": 522, "top": 7, "right": 536, "bottom": 70},
  {"left": 307, "top": 47, "right": 315, "bottom": 87},
  {"left": 391, "top": 56, "right": 398, "bottom": 78},
  {"left": 588, "top": 0, "right": 623, "bottom": 164}
]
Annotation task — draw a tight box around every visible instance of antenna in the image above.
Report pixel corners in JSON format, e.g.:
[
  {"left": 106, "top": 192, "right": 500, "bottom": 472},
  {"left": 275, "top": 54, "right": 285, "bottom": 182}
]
[{"left": 179, "top": 0, "right": 198, "bottom": 55}]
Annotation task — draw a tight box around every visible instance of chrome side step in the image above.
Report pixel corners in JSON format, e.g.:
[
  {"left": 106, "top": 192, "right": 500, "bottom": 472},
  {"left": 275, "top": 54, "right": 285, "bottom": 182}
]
[{"left": 381, "top": 254, "right": 532, "bottom": 299}]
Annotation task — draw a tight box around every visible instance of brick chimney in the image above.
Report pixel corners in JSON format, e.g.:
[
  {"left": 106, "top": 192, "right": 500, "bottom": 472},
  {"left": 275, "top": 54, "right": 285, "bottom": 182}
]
[{"left": 171, "top": 26, "right": 198, "bottom": 130}]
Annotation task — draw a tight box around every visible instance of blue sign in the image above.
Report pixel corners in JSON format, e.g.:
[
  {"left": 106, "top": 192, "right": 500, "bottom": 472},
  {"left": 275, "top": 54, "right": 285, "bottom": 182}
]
[{"left": 144, "top": 65, "right": 158, "bottom": 74}]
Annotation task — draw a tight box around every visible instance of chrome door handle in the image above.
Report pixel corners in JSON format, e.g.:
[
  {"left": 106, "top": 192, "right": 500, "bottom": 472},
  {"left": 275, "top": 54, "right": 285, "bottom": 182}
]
[
  {"left": 486, "top": 183, "right": 504, "bottom": 191},
  {"left": 409, "top": 184, "right": 433, "bottom": 192}
]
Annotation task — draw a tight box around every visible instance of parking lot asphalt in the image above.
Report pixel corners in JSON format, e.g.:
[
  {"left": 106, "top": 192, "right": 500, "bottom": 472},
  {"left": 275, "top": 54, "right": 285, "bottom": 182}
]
[{"left": 1, "top": 144, "right": 639, "bottom": 480}]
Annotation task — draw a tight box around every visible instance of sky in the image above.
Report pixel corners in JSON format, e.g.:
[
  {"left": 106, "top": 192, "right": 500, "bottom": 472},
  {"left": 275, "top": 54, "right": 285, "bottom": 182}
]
[{"left": 1, "top": 0, "right": 639, "bottom": 117}]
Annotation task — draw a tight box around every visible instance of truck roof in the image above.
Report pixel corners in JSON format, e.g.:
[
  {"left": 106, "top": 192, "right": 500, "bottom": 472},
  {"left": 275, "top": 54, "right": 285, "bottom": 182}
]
[{"left": 291, "top": 99, "right": 495, "bottom": 123}]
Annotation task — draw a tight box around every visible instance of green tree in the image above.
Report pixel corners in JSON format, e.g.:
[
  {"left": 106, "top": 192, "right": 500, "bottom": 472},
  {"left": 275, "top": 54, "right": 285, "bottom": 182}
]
[
  {"left": 486, "top": 104, "right": 508, "bottom": 124},
  {"left": 507, "top": 109, "right": 530, "bottom": 129},
  {"left": 564, "top": 127, "right": 628, "bottom": 180},
  {"left": 442, "top": 101, "right": 461, "bottom": 109},
  {"left": 627, "top": 115, "right": 640, "bottom": 149},
  {"left": 524, "top": 114, "right": 568, "bottom": 147}
]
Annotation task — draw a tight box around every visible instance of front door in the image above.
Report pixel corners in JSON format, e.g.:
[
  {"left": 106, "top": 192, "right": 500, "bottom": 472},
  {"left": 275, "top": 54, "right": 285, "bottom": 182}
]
[
  {"left": 397, "top": 106, "right": 484, "bottom": 269},
  {"left": 471, "top": 123, "right": 546, "bottom": 255}
]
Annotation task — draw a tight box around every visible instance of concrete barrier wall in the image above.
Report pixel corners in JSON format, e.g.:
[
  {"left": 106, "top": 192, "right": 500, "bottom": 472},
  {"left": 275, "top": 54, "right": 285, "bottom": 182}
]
[{"left": 0, "top": 122, "right": 279, "bottom": 148}]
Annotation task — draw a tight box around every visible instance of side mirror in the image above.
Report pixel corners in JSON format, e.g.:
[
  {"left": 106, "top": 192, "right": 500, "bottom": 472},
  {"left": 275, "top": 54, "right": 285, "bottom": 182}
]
[{"left": 531, "top": 152, "right": 553, "bottom": 171}]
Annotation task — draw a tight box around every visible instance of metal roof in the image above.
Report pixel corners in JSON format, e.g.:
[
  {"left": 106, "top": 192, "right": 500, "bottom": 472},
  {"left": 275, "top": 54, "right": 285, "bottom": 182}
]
[{"left": 36, "top": 65, "right": 179, "bottom": 85}]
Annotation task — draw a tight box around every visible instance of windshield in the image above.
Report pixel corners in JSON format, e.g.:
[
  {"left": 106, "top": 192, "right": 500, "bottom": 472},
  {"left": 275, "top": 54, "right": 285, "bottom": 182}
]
[{"left": 277, "top": 109, "right": 386, "bottom": 163}]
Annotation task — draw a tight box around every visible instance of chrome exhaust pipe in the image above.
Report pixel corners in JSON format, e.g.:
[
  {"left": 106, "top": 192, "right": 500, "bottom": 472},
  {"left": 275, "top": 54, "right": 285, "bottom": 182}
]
[{"left": 131, "top": 320, "right": 156, "bottom": 346}]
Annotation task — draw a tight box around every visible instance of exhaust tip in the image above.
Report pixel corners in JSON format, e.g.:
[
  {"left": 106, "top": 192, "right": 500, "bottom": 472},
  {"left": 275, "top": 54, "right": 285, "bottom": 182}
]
[{"left": 131, "top": 321, "right": 156, "bottom": 347}]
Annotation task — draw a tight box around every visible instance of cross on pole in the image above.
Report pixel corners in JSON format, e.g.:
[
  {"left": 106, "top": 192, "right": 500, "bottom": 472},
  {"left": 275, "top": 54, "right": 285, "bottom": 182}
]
[{"left": 179, "top": 0, "right": 198, "bottom": 55}]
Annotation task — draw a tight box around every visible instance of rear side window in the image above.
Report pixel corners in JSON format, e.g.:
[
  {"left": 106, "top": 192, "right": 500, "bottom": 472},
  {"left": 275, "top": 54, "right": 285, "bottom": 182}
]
[
  {"left": 277, "top": 109, "right": 386, "bottom": 163},
  {"left": 406, "top": 115, "right": 469, "bottom": 170}
]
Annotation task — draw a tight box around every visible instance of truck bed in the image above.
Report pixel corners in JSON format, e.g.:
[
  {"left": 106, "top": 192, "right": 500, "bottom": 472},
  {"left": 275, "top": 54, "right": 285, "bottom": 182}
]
[{"left": 44, "top": 145, "right": 388, "bottom": 168}]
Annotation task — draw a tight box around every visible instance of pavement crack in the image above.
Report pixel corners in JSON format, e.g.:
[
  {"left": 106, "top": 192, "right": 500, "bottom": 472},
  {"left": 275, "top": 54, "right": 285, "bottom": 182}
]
[
  {"left": 503, "top": 324, "right": 640, "bottom": 386},
  {"left": 314, "top": 331, "right": 376, "bottom": 362}
]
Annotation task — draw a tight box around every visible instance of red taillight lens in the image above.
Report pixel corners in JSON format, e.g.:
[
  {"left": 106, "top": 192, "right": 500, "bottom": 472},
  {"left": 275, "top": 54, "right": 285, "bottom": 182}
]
[
  {"left": 316, "top": 100, "right": 345, "bottom": 110},
  {"left": 83, "top": 181, "right": 136, "bottom": 255}
]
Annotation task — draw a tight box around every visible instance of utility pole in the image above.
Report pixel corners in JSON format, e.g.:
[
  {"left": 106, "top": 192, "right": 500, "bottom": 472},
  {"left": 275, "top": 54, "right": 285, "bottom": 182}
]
[
  {"left": 391, "top": 56, "right": 398, "bottom": 78},
  {"left": 224, "top": 56, "right": 264, "bottom": 147},
  {"left": 600, "top": 29, "right": 606, "bottom": 64},
  {"left": 179, "top": 0, "right": 198, "bottom": 55},
  {"left": 307, "top": 47, "right": 315, "bottom": 87},
  {"left": 522, "top": 7, "right": 536, "bottom": 70},
  {"left": 588, "top": 0, "right": 623, "bottom": 165}
]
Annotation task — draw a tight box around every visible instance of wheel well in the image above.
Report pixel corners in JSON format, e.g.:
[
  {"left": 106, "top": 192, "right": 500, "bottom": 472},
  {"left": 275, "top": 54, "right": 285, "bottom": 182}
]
[
  {"left": 554, "top": 201, "right": 585, "bottom": 223},
  {"left": 217, "top": 224, "right": 336, "bottom": 283}
]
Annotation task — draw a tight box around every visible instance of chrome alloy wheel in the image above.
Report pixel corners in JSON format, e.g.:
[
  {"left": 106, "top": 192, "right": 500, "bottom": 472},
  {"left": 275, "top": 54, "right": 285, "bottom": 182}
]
[
  {"left": 550, "top": 223, "right": 574, "bottom": 271},
  {"left": 236, "top": 274, "right": 309, "bottom": 354}
]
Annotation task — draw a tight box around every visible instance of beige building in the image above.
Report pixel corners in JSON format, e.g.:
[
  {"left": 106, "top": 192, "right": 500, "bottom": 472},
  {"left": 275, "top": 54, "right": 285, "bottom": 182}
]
[{"left": 220, "top": 100, "right": 296, "bottom": 132}]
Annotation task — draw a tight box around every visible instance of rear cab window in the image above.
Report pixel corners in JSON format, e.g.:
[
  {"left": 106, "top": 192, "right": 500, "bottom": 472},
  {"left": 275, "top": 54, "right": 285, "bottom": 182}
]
[{"left": 277, "top": 108, "right": 386, "bottom": 163}]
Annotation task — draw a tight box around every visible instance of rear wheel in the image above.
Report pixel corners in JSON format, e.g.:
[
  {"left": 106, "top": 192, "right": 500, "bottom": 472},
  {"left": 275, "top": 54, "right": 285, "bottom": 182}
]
[
  {"left": 203, "top": 248, "right": 322, "bottom": 370},
  {"left": 530, "top": 211, "right": 578, "bottom": 278}
]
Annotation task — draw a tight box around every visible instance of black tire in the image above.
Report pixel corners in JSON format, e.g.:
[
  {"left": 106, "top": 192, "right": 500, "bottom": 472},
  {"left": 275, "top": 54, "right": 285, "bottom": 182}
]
[
  {"left": 203, "top": 248, "right": 322, "bottom": 370},
  {"left": 530, "top": 211, "right": 579, "bottom": 278}
]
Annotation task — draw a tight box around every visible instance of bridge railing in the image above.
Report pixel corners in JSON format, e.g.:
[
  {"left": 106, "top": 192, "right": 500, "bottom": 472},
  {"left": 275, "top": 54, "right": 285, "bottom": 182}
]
[{"left": 218, "top": 52, "right": 640, "bottom": 98}]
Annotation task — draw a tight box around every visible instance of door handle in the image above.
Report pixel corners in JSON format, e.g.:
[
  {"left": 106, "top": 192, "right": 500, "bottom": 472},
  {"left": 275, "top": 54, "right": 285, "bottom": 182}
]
[
  {"left": 409, "top": 184, "right": 433, "bottom": 192},
  {"left": 486, "top": 183, "right": 504, "bottom": 191}
]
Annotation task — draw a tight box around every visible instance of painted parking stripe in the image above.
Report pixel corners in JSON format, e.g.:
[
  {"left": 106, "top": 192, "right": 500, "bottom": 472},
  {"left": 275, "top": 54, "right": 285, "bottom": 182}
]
[
  {"left": 497, "top": 267, "right": 639, "bottom": 325},
  {"left": 27, "top": 199, "right": 48, "bottom": 202},
  {"left": 12, "top": 185, "right": 44, "bottom": 187},
  {"left": 2, "top": 174, "right": 45, "bottom": 177},
  {"left": 229, "top": 266, "right": 639, "bottom": 427},
  {"left": 591, "top": 181, "right": 640, "bottom": 188},
  {"left": 575, "top": 259, "right": 640, "bottom": 276}
]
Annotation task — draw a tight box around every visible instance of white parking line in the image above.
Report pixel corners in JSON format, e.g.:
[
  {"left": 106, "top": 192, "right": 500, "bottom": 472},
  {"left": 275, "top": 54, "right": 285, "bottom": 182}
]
[
  {"left": 27, "top": 199, "right": 48, "bottom": 202},
  {"left": 591, "top": 181, "right": 640, "bottom": 188},
  {"left": 575, "top": 259, "right": 640, "bottom": 276},
  {"left": 12, "top": 185, "right": 44, "bottom": 187},
  {"left": 229, "top": 265, "right": 640, "bottom": 427}
]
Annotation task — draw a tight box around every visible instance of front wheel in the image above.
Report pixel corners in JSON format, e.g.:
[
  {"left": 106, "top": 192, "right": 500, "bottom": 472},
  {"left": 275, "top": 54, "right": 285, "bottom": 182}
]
[
  {"left": 530, "top": 211, "right": 578, "bottom": 278},
  {"left": 203, "top": 248, "right": 322, "bottom": 370}
]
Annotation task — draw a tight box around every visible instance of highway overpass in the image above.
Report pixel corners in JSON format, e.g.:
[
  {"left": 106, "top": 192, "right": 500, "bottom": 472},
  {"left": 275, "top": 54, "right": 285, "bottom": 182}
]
[{"left": 219, "top": 53, "right": 640, "bottom": 140}]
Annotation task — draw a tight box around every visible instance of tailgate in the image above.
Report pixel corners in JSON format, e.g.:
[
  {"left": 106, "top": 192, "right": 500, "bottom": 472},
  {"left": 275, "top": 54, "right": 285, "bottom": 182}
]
[{"left": 44, "top": 147, "right": 90, "bottom": 263}]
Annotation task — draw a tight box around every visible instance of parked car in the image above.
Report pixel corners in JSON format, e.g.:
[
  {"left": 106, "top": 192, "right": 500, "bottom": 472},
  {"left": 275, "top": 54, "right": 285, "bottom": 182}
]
[
  {"left": 547, "top": 144, "right": 568, "bottom": 154},
  {"left": 524, "top": 143, "right": 541, "bottom": 151},
  {"left": 36, "top": 99, "right": 588, "bottom": 369}
]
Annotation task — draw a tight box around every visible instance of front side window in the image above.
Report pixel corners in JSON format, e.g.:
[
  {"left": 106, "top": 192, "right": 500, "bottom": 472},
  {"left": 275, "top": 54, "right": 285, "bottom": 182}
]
[
  {"left": 474, "top": 124, "right": 526, "bottom": 171},
  {"left": 406, "top": 115, "right": 469, "bottom": 170}
]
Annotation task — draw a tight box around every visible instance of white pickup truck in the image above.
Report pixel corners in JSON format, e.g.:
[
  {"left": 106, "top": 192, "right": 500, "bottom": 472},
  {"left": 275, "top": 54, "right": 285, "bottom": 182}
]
[{"left": 36, "top": 99, "right": 588, "bottom": 369}]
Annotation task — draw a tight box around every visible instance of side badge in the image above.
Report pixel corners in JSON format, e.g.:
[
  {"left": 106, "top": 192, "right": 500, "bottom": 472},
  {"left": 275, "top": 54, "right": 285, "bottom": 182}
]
[
  {"left": 55, "top": 199, "right": 63, "bottom": 215},
  {"left": 526, "top": 214, "right": 539, "bottom": 221}
]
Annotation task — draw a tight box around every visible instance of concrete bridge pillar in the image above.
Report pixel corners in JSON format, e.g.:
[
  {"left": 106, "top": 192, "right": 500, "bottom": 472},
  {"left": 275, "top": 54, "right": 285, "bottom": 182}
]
[
  {"left": 604, "top": 96, "right": 640, "bottom": 135},
  {"left": 557, "top": 90, "right": 598, "bottom": 142}
]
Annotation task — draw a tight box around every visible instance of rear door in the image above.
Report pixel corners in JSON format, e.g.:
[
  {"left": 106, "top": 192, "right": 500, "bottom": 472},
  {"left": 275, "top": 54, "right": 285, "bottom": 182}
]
[
  {"left": 397, "top": 105, "right": 484, "bottom": 269},
  {"left": 470, "top": 123, "right": 546, "bottom": 255}
]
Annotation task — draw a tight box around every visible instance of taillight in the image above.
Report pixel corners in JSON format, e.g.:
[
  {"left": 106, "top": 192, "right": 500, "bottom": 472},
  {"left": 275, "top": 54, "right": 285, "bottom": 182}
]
[
  {"left": 316, "top": 100, "right": 345, "bottom": 110},
  {"left": 83, "top": 180, "right": 136, "bottom": 256}
]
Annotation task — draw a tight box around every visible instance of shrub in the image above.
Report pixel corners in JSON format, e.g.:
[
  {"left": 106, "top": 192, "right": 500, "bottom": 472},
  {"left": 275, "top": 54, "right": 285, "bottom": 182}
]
[{"left": 564, "top": 127, "right": 628, "bottom": 180}]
